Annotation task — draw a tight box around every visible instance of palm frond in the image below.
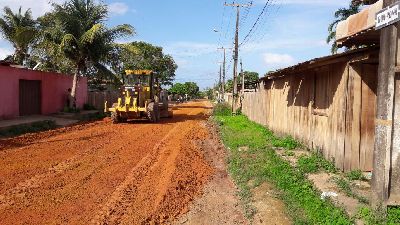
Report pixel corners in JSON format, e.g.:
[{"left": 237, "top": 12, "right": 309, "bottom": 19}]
[
  {"left": 60, "top": 34, "right": 80, "bottom": 60},
  {"left": 104, "top": 24, "right": 134, "bottom": 41},
  {"left": 80, "top": 23, "right": 104, "bottom": 44},
  {"left": 326, "top": 31, "right": 336, "bottom": 44}
]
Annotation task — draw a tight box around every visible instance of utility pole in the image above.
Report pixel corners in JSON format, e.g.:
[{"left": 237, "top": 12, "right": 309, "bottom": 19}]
[
  {"left": 217, "top": 47, "right": 233, "bottom": 99},
  {"left": 224, "top": 2, "right": 252, "bottom": 113},
  {"left": 240, "top": 59, "right": 244, "bottom": 94},
  {"left": 372, "top": 0, "right": 400, "bottom": 207},
  {"left": 219, "top": 64, "right": 223, "bottom": 101}
]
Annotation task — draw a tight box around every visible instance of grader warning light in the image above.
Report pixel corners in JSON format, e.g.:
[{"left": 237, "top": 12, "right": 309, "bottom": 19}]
[{"left": 104, "top": 70, "right": 172, "bottom": 123}]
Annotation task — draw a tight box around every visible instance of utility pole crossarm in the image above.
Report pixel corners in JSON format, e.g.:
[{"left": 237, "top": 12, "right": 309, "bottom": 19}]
[{"left": 224, "top": 3, "right": 252, "bottom": 7}]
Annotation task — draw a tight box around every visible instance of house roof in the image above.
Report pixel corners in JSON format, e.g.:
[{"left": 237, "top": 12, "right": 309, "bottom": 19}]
[
  {"left": 336, "top": 0, "right": 382, "bottom": 47},
  {"left": 261, "top": 46, "right": 379, "bottom": 81}
]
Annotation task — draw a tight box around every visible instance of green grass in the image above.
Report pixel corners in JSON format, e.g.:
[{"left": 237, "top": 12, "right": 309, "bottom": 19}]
[
  {"left": 333, "top": 177, "right": 369, "bottom": 204},
  {"left": 297, "top": 153, "right": 337, "bottom": 174},
  {"left": 357, "top": 206, "right": 400, "bottom": 225},
  {"left": 357, "top": 206, "right": 387, "bottom": 225},
  {"left": 272, "top": 136, "right": 301, "bottom": 150},
  {"left": 345, "top": 170, "right": 367, "bottom": 181},
  {"left": 388, "top": 207, "right": 400, "bottom": 225},
  {"left": 213, "top": 104, "right": 352, "bottom": 224},
  {"left": 0, "top": 120, "right": 57, "bottom": 137}
]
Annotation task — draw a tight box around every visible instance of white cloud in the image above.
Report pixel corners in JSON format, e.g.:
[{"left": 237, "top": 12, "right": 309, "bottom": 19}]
[
  {"left": 242, "top": 39, "right": 327, "bottom": 53},
  {"left": 0, "top": 47, "right": 13, "bottom": 60},
  {"left": 164, "top": 42, "right": 218, "bottom": 58},
  {"left": 262, "top": 52, "right": 296, "bottom": 69},
  {"left": 108, "top": 2, "right": 130, "bottom": 16},
  {"left": 257, "top": 0, "right": 348, "bottom": 6},
  {"left": 0, "top": 1, "right": 129, "bottom": 18},
  {"left": 0, "top": 0, "right": 65, "bottom": 18}
]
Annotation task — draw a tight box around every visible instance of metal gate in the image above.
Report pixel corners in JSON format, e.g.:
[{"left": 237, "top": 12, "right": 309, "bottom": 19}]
[{"left": 19, "top": 80, "right": 42, "bottom": 116}]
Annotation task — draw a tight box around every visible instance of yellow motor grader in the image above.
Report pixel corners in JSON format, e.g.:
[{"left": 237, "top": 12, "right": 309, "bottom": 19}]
[{"left": 104, "top": 70, "right": 172, "bottom": 123}]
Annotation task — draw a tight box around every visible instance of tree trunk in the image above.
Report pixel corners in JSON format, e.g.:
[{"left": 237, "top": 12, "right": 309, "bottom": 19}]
[{"left": 70, "top": 66, "right": 80, "bottom": 109}]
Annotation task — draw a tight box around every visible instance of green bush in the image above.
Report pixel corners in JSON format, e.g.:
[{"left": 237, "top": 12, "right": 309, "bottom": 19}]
[{"left": 213, "top": 103, "right": 232, "bottom": 116}]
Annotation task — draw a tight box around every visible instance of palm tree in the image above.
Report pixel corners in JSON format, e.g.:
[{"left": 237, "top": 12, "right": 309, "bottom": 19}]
[
  {"left": 0, "top": 6, "right": 37, "bottom": 64},
  {"left": 49, "top": 0, "right": 134, "bottom": 108},
  {"left": 327, "top": 2, "right": 363, "bottom": 54}
]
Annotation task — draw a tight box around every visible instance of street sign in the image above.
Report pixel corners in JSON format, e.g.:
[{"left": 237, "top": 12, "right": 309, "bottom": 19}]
[{"left": 376, "top": 1, "right": 400, "bottom": 30}]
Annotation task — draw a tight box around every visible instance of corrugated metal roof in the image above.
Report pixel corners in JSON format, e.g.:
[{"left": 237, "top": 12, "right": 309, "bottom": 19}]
[{"left": 261, "top": 46, "right": 379, "bottom": 81}]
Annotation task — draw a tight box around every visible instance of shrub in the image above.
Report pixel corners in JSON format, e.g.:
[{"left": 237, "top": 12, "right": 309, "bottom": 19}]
[
  {"left": 83, "top": 104, "right": 96, "bottom": 110},
  {"left": 213, "top": 103, "right": 232, "bottom": 116}
]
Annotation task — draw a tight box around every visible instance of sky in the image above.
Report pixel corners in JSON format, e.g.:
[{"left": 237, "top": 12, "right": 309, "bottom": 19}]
[{"left": 0, "top": 0, "right": 352, "bottom": 89}]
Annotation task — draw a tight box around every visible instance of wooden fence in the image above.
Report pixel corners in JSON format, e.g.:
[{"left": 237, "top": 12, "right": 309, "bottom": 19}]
[
  {"left": 87, "top": 91, "right": 119, "bottom": 110},
  {"left": 237, "top": 50, "right": 379, "bottom": 172}
]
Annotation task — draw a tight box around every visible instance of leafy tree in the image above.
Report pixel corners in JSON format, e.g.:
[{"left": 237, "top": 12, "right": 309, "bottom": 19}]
[
  {"left": 119, "top": 41, "right": 177, "bottom": 86},
  {"left": 184, "top": 82, "right": 200, "bottom": 98},
  {"left": 327, "top": 1, "right": 363, "bottom": 54},
  {"left": 0, "top": 6, "right": 38, "bottom": 64},
  {"left": 238, "top": 71, "right": 259, "bottom": 89},
  {"left": 225, "top": 79, "right": 234, "bottom": 93},
  {"left": 169, "top": 82, "right": 200, "bottom": 98},
  {"left": 30, "top": 12, "right": 75, "bottom": 74},
  {"left": 169, "top": 83, "right": 186, "bottom": 96},
  {"left": 45, "top": 0, "right": 134, "bottom": 107}
]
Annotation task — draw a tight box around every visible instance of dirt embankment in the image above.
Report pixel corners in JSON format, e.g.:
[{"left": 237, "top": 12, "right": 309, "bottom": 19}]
[{"left": 0, "top": 101, "right": 214, "bottom": 224}]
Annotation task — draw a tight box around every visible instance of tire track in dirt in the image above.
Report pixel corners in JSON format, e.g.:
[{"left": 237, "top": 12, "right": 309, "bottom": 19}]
[
  {"left": 0, "top": 122, "right": 119, "bottom": 191},
  {"left": 92, "top": 102, "right": 213, "bottom": 224},
  {"left": 0, "top": 101, "right": 213, "bottom": 225},
  {"left": 91, "top": 123, "right": 182, "bottom": 225},
  {"left": 0, "top": 125, "right": 150, "bottom": 210},
  {"left": 0, "top": 122, "right": 173, "bottom": 225}
]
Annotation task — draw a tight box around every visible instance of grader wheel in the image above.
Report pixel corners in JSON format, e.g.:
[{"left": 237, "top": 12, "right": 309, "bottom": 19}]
[
  {"left": 111, "top": 112, "right": 121, "bottom": 124},
  {"left": 147, "top": 102, "right": 160, "bottom": 123}
]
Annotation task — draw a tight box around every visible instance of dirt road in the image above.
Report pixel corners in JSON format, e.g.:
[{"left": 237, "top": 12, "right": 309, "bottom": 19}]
[{"left": 0, "top": 101, "right": 214, "bottom": 224}]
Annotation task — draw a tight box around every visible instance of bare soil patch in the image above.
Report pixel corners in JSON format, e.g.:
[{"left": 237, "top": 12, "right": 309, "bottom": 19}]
[
  {"left": 175, "top": 121, "right": 247, "bottom": 225},
  {"left": 0, "top": 101, "right": 213, "bottom": 225}
]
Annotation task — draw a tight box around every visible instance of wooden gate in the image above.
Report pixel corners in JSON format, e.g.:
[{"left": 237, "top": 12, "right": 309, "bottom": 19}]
[{"left": 19, "top": 80, "right": 42, "bottom": 116}]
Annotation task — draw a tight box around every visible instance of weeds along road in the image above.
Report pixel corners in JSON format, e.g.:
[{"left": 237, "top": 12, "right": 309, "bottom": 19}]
[{"left": 0, "top": 101, "right": 213, "bottom": 225}]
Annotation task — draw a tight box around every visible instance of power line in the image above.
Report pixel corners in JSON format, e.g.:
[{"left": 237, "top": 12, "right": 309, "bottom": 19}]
[
  {"left": 239, "top": 1, "right": 253, "bottom": 28},
  {"left": 247, "top": 0, "right": 281, "bottom": 45},
  {"left": 239, "top": 0, "right": 272, "bottom": 47}
]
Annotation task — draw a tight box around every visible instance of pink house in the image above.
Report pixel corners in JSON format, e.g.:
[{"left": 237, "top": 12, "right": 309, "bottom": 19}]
[{"left": 0, "top": 65, "right": 87, "bottom": 120}]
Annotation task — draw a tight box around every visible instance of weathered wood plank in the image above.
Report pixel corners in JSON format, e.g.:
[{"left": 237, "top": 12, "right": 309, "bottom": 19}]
[
  {"left": 350, "top": 64, "right": 362, "bottom": 170},
  {"left": 360, "top": 64, "right": 377, "bottom": 171}
]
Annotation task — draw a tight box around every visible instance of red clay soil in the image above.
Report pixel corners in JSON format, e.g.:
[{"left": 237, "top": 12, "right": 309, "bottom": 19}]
[{"left": 0, "top": 101, "right": 213, "bottom": 225}]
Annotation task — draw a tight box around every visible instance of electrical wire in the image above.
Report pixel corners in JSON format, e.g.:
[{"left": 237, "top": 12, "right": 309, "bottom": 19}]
[{"left": 239, "top": 0, "right": 272, "bottom": 47}]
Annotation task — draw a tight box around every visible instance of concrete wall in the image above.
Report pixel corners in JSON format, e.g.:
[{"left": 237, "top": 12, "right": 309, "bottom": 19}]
[{"left": 0, "top": 66, "right": 87, "bottom": 119}]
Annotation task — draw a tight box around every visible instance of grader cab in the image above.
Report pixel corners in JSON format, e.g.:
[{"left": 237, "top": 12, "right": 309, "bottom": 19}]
[{"left": 104, "top": 70, "right": 172, "bottom": 123}]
